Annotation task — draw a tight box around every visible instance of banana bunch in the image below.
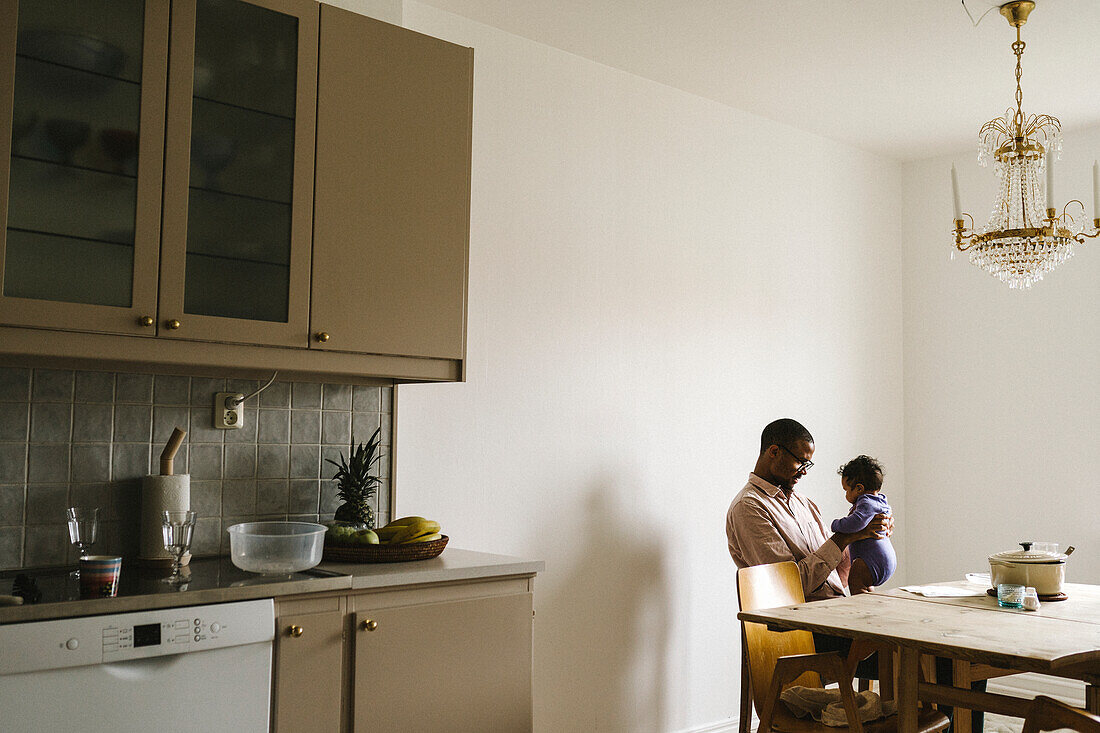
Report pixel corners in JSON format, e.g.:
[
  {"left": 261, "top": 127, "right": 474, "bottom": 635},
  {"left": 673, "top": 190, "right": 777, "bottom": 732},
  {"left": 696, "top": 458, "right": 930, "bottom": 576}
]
[{"left": 374, "top": 516, "right": 442, "bottom": 544}]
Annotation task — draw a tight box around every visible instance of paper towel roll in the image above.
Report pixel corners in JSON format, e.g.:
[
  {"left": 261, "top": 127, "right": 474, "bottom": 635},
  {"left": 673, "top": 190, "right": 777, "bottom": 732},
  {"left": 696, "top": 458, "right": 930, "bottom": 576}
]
[{"left": 139, "top": 474, "right": 191, "bottom": 565}]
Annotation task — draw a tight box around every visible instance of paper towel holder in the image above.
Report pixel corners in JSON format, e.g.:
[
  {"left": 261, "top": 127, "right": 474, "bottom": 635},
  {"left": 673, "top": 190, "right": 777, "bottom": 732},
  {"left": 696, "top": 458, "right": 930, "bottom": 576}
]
[{"left": 160, "top": 427, "right": 186, "bottom": 475}]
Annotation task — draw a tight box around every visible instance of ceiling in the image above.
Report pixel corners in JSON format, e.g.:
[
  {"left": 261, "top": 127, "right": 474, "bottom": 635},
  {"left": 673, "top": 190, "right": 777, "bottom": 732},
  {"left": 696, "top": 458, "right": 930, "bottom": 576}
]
[{"left": 415, "top": 0, "right": 1100, "bottom": 162}]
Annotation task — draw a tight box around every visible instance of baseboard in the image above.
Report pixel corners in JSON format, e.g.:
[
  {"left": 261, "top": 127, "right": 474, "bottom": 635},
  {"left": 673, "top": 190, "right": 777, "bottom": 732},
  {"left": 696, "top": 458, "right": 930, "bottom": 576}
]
[
  {"left": 669, "top": 718, "right": 742, "bottom": 733},
  {"left": 986, "top": 673, "right": 1086, "bottom": 707}
]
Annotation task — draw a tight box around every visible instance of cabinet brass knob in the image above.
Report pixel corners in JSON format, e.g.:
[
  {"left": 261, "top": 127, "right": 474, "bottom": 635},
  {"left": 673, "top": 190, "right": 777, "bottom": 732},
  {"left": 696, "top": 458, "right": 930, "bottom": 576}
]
[
  {"left": 315, "top": 331, "right": 330, "bottom": 343},
  {"left": 288, "top": 625, "right": 304, "bottom": 638},
  {"left": 166, "top": 319, "right": 181, "bottom": 330},
  {"left": 361, "top": 619, "right": 378, "bottom": 632},
  {"left": 139, "top": 315, "right": 154, "bottom": 327}
]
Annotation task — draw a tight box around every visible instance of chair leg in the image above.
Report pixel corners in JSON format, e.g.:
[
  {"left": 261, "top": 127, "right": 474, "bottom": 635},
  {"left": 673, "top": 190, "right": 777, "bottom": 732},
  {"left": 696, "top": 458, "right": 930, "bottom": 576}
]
[{"left": 740, "top": 633, "right": 754, "bottom": 733}]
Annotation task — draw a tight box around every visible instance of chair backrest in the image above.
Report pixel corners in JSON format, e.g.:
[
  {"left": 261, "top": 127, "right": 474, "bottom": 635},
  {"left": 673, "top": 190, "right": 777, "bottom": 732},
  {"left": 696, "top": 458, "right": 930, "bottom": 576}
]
[
  {"left": 736, "top": 561, "right": 820, "bottom": 718},
  {"left": 1021, "top": 695, "right": 1100, "bottom": 733}
]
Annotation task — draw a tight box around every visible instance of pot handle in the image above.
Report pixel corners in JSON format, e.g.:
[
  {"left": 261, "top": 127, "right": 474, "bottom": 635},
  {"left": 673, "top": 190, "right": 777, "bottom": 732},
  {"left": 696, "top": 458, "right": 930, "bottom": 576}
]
[
  {"left": 1065, "top": 546, "right": 1075, "bottom": 556},
  {"left": 1020, "top": 541, "right": 1033, "bottom": 551}
]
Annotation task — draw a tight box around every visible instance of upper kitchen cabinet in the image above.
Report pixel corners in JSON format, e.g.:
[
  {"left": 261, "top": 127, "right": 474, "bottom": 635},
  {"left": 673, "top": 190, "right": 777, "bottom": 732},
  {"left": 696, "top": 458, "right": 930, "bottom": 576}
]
[
  {"left": 0, "top": 0, "right": 169, "bottom": 336},
  {"left": 159, "top": 0, "right": 317, "bottom": 347},
  {"left": 311, "top": 6, "right": 472, "bottom": 362}
]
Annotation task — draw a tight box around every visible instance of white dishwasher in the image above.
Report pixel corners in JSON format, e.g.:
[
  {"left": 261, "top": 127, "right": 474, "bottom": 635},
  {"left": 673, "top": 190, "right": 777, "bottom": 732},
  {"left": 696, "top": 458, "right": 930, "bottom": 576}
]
[{"left": 0, "top": 598, "right": 274, "bottom": 732}]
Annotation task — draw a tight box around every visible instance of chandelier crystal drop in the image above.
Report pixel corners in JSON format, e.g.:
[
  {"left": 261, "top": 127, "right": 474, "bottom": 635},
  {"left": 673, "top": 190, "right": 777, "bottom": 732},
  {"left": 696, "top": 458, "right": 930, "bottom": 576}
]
[{"left": 950, "top": 1, "right": 1098, "bottom": 290}]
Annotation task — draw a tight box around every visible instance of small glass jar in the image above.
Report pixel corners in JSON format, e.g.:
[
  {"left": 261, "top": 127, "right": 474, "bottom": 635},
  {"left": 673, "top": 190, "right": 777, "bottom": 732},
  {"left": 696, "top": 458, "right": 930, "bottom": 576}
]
[{"left": 997, "top": 583, "right": 1025, "bottom": 609}]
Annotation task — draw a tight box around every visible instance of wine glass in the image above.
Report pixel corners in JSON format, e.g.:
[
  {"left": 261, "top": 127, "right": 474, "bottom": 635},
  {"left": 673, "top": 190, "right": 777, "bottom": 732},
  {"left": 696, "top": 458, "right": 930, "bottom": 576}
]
[
  {"left": 161, "top": 510, "right": 197, "bottom": 585},
  {"left": 67, "top": 507, "right": 99, "bottom": 576}
]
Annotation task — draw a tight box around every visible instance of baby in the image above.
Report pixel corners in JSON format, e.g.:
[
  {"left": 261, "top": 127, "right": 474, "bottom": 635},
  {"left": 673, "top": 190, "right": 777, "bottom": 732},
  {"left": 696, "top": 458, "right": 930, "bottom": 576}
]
[{"left": 831, "top": 455, "right": 896, "bottom": 594}]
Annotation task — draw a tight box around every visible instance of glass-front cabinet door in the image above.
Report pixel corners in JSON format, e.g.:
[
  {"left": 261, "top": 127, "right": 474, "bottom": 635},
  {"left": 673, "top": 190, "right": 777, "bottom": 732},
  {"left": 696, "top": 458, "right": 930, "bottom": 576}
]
[
  {"left": 0, "top": 0, "right": 169, "bottom": 335},
  {"left": 159, "top": 0, "right": 316, "bottom": 347}
]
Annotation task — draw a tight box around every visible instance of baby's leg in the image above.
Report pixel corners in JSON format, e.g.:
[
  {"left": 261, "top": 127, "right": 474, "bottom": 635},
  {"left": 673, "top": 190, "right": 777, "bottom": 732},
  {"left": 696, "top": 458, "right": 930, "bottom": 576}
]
[{"left": 848, "top": 558, "right": 875, "bottom": 594}]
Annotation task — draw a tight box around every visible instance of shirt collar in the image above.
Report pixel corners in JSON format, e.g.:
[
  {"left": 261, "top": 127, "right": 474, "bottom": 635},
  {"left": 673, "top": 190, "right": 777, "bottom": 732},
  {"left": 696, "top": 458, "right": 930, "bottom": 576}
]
[{"left": 748, "top": 472, "right": 784, "bottom": 498}]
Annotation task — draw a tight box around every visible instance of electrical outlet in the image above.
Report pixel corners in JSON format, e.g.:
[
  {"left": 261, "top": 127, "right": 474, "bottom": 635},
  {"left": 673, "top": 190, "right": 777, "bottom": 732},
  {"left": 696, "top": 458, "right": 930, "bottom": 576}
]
[{"left": 214, "top": 392, "right": 245, "bottom": 430}]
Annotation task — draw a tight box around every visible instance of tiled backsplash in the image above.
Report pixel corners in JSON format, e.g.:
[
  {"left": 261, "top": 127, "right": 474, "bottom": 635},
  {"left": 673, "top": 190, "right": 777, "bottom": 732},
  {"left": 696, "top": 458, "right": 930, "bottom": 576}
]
[{"left": 0, "top": 367, "right": 393, "bottom": 569}]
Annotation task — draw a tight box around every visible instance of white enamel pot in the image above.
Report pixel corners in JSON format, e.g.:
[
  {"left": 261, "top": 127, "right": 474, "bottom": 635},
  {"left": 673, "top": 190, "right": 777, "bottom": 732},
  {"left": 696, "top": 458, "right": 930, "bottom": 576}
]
[{"left": 988, "top": 542, "right": 1072, "bottom": 596}]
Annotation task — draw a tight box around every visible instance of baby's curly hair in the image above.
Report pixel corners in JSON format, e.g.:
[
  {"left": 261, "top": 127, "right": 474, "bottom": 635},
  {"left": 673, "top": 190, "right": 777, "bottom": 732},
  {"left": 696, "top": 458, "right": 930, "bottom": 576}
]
[{"left": 837, "top": 455, "right": 884, "bottom": 493}]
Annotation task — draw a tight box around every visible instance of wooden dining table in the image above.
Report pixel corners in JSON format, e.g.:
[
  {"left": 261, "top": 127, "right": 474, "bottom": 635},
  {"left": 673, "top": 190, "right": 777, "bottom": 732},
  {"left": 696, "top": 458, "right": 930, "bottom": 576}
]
[{"left": 738, "top": 580, "right": 1100, "bottom": 733}]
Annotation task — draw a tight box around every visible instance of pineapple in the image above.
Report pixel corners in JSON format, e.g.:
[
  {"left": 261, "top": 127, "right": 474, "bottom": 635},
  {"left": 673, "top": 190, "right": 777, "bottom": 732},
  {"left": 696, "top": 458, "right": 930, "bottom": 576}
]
[{"left": 327, "top": 427, "right": 383, "bottom": 530}]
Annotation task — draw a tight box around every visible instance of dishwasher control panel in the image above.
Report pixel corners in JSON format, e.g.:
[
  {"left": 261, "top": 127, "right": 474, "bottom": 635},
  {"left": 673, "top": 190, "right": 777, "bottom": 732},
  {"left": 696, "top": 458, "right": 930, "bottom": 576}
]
[{"left": 0, "top": 599, "right": 274, "bottom": 675}]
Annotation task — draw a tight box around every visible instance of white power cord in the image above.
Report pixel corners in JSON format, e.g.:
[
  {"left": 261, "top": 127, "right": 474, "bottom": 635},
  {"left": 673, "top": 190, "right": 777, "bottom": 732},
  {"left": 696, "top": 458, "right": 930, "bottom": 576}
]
[{"left": 228, "top": 370, "right": 278, "bottom": 407}]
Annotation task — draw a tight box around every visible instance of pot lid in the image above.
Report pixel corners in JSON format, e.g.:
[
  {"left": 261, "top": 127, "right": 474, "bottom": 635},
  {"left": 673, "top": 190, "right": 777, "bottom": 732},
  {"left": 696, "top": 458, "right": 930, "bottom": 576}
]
[{"left": 989, "top": 541, "right": 1068, "bottom": 563}]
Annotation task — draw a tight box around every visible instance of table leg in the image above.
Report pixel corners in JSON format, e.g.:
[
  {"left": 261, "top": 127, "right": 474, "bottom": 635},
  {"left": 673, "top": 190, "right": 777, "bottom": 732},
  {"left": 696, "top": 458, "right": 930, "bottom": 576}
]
[
  {"left": 1087, "top": 683, "right": 1099, "bottom": 715},
  {"left": 879, "top": 645, "right": 895, "bottom": 702},
  {"left": 953, "top": 659, "right": 973, "bottom": 733},
  {"left": 898, "top": 646, "right": 920, "bottom": 733}
]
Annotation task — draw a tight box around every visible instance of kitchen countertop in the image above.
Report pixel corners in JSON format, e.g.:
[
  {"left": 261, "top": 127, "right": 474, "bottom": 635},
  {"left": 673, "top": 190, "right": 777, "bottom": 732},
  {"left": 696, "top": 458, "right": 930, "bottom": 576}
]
[{"left": 0, "top": 548, "right": 543, "bottom": 624}]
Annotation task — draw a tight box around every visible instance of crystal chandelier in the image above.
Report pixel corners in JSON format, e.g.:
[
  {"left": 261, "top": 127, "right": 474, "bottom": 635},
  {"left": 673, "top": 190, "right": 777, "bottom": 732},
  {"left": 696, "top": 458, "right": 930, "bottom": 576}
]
[{"left": 951, "top": 0, "right": 1099, "bottom": 289}]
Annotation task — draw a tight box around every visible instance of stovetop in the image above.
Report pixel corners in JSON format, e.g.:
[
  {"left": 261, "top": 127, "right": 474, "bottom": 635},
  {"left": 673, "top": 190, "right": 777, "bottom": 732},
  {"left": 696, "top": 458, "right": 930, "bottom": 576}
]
[{"left": 2, "top": 557, "right": 348, "bottom": 607}]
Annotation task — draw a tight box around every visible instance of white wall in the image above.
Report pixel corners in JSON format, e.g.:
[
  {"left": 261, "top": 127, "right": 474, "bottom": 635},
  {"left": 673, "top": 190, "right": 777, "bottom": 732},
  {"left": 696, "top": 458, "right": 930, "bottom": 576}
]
[
  {"left": 378, "top": 4, "right": 907, "bottom": 731},
  {"left": 900, "top": 125, "right": 1100, "bottom": 588}
]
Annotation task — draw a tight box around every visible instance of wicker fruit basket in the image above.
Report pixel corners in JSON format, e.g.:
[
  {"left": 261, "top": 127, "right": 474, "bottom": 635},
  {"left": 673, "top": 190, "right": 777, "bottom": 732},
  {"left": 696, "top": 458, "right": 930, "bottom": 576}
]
[{"left": 322, "top": 535, "right": 449, "bottom": 563}]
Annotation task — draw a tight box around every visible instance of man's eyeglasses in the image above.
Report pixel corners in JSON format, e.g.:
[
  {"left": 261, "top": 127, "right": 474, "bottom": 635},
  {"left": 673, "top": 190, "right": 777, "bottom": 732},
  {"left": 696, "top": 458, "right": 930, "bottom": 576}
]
[{"left": 778, "top": 444, "right": 814, "bottom": 474}]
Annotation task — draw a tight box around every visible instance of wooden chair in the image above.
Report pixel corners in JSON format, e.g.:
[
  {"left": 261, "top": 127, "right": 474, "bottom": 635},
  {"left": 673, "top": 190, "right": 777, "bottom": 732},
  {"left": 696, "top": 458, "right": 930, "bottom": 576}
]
[
  {"left": 736, "top": 562, "right": 950, "bottom": 733},
  {"left": 1021, "top": 695, "right": 1100, "bottom": 733}
]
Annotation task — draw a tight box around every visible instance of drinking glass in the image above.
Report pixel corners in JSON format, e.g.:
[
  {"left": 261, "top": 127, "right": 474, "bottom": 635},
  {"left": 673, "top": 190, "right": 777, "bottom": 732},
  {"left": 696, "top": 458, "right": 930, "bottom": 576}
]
[
  {"left": 67, "top": 507, "right": 99, "bottom": 576},
  {"left": 162, "top": 511, "right": 197, "bottom": 585}
]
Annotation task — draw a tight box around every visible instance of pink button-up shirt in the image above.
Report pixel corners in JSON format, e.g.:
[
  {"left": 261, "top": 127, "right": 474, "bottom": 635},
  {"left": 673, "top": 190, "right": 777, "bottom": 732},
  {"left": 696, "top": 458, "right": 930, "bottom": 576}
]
[{"left": 726, "top": 473, "right": 846, "bottom": 601}]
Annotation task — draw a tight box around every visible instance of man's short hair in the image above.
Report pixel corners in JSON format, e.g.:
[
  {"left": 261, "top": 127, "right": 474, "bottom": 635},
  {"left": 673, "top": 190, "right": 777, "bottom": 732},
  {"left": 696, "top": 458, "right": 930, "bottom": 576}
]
[
  {"left": 837, "top": 455, "right": 884, "bottom": 492},
  {"left": 759, "top": 419, "right": 814, "bottom": 455}
]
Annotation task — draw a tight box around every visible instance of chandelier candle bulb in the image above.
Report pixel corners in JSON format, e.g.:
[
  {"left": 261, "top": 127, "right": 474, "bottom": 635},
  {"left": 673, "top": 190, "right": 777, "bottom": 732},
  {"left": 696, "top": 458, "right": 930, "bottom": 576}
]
[
  {"left": 1093, "top": 160, "right": 1099, "bottom": 221},
  {"left": 1045, "top": 153, "right": 1054, "bottom": 211},
  {"left": 951, "top": 164, "right": 962, "bottom": 221}
]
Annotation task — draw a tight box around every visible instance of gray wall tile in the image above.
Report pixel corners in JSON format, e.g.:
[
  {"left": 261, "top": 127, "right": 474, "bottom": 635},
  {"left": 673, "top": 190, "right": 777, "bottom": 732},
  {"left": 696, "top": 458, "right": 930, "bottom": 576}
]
[
  {"left": 25, "top": 484, "right": 68, "bottom": 524},
  {"left": 30, "top": 402, "right": 71, "bottom": 443},
  {"left": 73, "top": 403, "right": 113, "bottom": 442},
  {"left": 290, "top": 410, "right": 320, "bottom": 444},
  {"left": 289, "top": 444, "right": 319, "bottom": 479},
  {"left": 153, "top": 375, "right": 190, "bottom": 405},
  {"left": 189, "top": 444, "right": 222, "bottom": 481},
  {"left": 28, "top": 444, "right": 68, "bottom": 483},
  {"left": 0, "top": 484, "right": 25, "bottom": 525},
  {"left": 0, "top": 402, "right": 29, "bottom": 441},
  {"left": 2, "top": 368, "right": 393, "bottom": 567},
  {"left": 74, "top": 372, "right": 114, "bottom": 403},
  {"left": 24, "top": 524, "right": 66, "bottom": 566},
  {"left": 257, "top": 409, "right": 290, "bottom": 444},
  {"left": 257, "top": 444, "right": 289, "bottom": 479},
  {"left": 259, "top": 381, "right": 291, "bottom": 408},
  {"left": 153, "top": 406, "right": 191, "bottom": 444},
  {"left": 322, "top": 384, "right": 352, "bottom": 410},
  {"left": 224, "top": 444, "right": 256, "bottom": 479},
  {"left": 322, "top": 411, "right": 351, "bottom": 445},
  {"left": 0, "top": 444, "right": 27, "bottom": 483},
  {"left": 292, "top": 382, "right": 321, "bottom": 409},
  {"left": 113, "top": 404, "right": 152, "bottom": 443},
  {"left": 71, "top": 444, "right": 111, "bottom": 483},
  {"left": 112, "top": 443, "right": 150, "bottom": 481},
  {"left": 352, "top": 385, "right": 380, "bottom": 412},
  {"left": 256, "top": 479, "right": 289, "bottom": 514},
  {"left": 0, "top": 526, "right": 23, "bottom": 569},
  {"left": 32, "top": 369, "right": 73, "bottom": 402},
  {"left": 190, "top": 377, "right": 226, "bottom": 407},
  {"left": 0, "top": 368, "right": 30, "bottom": 402},
  {"left": 115, "top": 373, "right": 153, "bottom": 403}
]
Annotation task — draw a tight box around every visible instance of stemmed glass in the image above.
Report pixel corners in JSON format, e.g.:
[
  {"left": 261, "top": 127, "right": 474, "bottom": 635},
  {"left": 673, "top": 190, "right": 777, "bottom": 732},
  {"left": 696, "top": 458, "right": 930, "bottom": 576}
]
[
  {"left": 67, "top": 507, "right": 99, "bottom": 577},
  {"left": 161, "top": 511, "right": 197, "bottom": 585}
]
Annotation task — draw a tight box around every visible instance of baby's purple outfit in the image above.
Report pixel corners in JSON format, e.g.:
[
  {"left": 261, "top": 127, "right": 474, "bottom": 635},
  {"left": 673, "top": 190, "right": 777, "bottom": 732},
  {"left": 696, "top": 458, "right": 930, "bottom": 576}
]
[{"left": 830, "top": 492, "right": 896, "bottom": 586}]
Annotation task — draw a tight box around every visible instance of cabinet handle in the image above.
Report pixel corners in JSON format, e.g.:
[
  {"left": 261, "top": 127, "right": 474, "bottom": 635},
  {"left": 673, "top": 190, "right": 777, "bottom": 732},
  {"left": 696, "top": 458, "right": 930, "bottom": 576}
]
[
  {"left": 288, "top": 625, "right": 304, "bottom": 638},
  {"left": 139, "top": 315, "right": 155, "bottom": 327},
  {"left": 360, "top": 619, "right": 378, "bottom": 632},
  {"left": 166, "top": 319, "right": 181, "bottom": 330},
  {"left": 315, "top": 331, "right": 330, "bottom": 343}
]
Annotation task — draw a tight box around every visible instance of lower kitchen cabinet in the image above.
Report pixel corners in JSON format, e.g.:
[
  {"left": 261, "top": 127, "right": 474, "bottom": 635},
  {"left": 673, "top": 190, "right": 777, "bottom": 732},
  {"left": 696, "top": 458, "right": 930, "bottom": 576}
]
[
  {"left": 351, "top": 593, "right": 533, "bottom": 732},
  {"left": 272, "top": 575, "right": 535, "bottom": 732},
  {"left": 272, "top": 607, "right": 344, "bottom": 732}
]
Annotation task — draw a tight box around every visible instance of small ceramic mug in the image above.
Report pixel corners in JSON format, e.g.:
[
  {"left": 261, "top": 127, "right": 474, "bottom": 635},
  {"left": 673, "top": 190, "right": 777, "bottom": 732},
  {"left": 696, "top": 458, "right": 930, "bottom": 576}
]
[{"left": 79, "top": 555, "right": 122, "bottom": 598}]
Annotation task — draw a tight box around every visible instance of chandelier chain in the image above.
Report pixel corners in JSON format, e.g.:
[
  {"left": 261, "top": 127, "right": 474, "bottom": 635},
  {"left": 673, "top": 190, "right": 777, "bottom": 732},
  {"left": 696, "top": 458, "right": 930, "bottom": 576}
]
[{"left": 1012, "top": 25, "right": 1025, "bottom": 136}]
